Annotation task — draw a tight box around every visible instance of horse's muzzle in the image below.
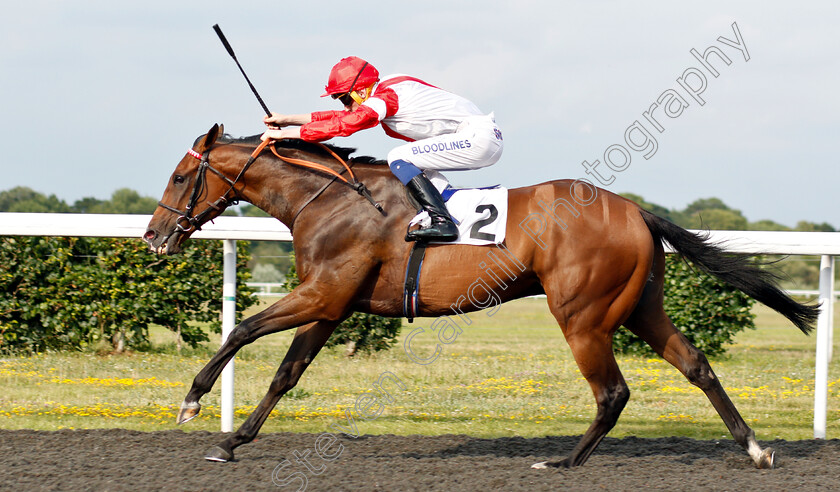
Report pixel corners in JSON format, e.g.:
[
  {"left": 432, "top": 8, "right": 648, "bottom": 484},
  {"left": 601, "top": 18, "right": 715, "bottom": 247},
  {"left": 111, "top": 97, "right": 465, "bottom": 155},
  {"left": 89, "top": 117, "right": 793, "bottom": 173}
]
[{"left": 143, "top": 229, "right": 183, "bottom": 255}]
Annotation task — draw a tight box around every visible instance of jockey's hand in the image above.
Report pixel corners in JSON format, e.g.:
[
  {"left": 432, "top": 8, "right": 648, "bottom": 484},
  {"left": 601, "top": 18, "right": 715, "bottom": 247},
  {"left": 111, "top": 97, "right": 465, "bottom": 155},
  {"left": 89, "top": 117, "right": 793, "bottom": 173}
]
[
  {"left": 261, "top": 129, "right": 283, "bottom": 141},
  {"left": 261, "top": 127, "right": 302, "bottom": 142},
  {"left": 263, "top": 113, "right": 313, "bottom": 129},
  {"left": 263, "top": 112, "right": 289, "bottom": 129}
]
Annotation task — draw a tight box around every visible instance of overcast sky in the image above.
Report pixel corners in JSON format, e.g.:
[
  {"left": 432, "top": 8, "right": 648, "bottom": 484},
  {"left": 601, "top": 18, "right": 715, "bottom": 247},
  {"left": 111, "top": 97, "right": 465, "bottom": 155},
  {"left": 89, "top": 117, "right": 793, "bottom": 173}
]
[{"left": 1, "top": 1, "right": 837, "bottom": 227}]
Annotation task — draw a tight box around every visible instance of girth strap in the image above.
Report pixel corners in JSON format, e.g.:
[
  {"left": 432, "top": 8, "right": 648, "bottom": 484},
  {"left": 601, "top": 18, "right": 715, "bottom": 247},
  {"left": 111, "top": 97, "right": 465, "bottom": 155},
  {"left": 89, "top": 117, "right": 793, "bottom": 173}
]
[{"left": 403, "top": 242, "right": 428, "bottom": 322}]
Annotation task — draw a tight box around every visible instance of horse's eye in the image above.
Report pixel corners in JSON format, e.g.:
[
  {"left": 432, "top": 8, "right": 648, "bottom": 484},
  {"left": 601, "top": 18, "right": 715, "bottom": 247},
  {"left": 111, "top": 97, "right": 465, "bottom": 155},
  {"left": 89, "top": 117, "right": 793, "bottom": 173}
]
[{"left": 173, "top": 175, "right": 185, "bottom": 185}]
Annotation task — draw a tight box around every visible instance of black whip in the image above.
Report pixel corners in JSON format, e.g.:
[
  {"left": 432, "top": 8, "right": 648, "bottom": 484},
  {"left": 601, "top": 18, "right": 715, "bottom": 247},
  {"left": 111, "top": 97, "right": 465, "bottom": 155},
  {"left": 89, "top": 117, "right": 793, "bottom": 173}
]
[{"left": 212, "top": 24, "right": 272, "bottom": 117}]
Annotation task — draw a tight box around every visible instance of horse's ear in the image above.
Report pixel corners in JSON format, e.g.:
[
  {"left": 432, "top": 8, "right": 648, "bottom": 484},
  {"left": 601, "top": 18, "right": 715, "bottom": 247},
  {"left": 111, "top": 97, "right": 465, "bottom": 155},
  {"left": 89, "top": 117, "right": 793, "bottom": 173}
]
[{"left": 196, "top": 124, "right": 224, "bottom": 152}]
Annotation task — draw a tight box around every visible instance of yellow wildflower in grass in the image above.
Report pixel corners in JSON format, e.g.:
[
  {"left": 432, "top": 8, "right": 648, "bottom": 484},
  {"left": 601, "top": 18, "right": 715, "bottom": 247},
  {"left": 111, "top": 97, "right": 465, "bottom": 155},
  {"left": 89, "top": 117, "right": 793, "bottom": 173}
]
[
  {"left": 45, "top": 376, "right": 183, "bottom": 388},
  {"left": 657, "top": 412, "right": 697, "bottom": 423},
  {"left": 226, "top": 404, "right": 352, "bottom": 421},
  {"left": 724, "top": 380, "right": 814, "bottom": 401},
  {"left": 1, "top": 403, "right": 179, "bottom": 421},
  {"left": 447, "top": 376, "right": 552, "bottom": 396},
  {"left": 625, "top": 365, "right": 668, "bottom": 389},
  {"left": 826, "top": 378, "right": 840, "bottom": 396},
  {"left": 1, "top": 360, "right": 183, "bottom": 388},
  {"left": 1, "top": 401, "right": 360, "bottom": 424},
  {"left": 0, "top": 360, "right": 46, "bottom": 379},
  {"left": 658, "top": 385, "right": 696, "bottom": 394}
]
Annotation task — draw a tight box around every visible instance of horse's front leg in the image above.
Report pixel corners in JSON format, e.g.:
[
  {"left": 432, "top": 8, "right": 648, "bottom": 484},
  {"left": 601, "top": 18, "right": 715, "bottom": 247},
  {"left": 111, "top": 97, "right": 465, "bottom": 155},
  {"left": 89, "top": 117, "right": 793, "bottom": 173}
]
[
  {"left": 177, "top": 282, "right": 349, "bottom": 425},
  {"left": 205, "top": 320, "right": 338, "bottom": 462}
]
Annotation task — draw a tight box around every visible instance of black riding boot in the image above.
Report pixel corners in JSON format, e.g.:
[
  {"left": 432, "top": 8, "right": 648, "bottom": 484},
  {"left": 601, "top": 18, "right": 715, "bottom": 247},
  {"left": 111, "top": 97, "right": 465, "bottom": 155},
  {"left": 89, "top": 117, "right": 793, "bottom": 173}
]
[{"left": 404, "top": 174, "right": 459, "bottom": 242}]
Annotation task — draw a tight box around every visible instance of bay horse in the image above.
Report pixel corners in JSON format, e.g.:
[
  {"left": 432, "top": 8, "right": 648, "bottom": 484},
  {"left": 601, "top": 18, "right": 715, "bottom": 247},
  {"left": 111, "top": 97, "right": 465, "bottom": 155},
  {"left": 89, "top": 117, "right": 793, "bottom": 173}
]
[{"left": 144, "top": 124, "right": 818, "bottom": 469}]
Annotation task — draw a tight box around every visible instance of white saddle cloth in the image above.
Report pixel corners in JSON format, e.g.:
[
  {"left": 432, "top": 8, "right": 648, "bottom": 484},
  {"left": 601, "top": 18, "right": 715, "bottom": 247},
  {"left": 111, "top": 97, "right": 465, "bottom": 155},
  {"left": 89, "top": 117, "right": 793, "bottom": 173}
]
[{"left": 409, "top": 187, "right": 508, "bottom": 245}]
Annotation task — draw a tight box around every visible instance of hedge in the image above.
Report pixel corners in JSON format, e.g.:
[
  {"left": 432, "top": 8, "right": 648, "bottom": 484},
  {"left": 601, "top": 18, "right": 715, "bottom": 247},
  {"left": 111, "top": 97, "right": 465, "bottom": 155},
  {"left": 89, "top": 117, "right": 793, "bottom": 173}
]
[{"left": 0, "top": 236, "right": 254, "bottom": 353}]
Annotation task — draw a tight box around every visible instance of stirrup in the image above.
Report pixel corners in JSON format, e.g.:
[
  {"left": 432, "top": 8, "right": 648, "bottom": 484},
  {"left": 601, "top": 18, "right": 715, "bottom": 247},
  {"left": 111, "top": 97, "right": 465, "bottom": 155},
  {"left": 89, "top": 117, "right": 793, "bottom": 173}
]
[{"left": 405, "top": 217, "right": 458, "bottom": 242}]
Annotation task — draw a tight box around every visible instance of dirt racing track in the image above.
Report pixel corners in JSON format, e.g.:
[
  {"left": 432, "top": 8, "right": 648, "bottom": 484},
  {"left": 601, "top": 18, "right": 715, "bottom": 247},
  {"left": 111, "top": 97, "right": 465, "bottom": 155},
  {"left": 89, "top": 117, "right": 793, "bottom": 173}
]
[{"left": 1, "top": 430, "right": 838, "bottom": 491}]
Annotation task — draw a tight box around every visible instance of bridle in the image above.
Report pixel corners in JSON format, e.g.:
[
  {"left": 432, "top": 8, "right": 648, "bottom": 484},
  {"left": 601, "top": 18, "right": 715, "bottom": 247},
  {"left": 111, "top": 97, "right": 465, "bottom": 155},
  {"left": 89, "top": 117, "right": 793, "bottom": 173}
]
[
  {"left": 157, "top": 141, "right": 268, "bottom": 234},
  {"left": 157, "top": 139, "right": 384, "bottom": 234}
]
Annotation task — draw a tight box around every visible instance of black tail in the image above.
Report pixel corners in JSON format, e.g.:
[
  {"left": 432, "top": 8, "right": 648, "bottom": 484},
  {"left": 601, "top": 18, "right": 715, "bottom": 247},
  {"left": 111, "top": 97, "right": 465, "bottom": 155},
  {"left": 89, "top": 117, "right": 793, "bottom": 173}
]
[{"left": 640, "top": 209, "right": 819, "bottom": 334}]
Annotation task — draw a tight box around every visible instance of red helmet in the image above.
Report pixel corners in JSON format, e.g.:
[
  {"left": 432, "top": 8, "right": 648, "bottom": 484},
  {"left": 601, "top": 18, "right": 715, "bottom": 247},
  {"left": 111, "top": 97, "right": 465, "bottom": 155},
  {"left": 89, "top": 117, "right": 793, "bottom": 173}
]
[{"left": 321, "top": 56, "right": 380, "bottom": 97}]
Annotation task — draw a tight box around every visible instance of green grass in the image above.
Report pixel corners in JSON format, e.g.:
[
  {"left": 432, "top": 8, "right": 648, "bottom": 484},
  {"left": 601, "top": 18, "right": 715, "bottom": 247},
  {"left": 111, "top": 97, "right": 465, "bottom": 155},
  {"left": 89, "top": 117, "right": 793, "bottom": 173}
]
[{"left": 1, "top": 297, "right": 838, "bottom": 442}]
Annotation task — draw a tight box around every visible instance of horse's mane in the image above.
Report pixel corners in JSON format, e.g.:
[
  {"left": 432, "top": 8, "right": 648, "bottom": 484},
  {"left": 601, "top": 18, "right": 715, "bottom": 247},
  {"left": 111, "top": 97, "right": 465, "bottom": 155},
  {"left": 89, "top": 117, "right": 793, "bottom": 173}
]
[{"left": 197, "top": 133, "right": 386, "bottom": 166}]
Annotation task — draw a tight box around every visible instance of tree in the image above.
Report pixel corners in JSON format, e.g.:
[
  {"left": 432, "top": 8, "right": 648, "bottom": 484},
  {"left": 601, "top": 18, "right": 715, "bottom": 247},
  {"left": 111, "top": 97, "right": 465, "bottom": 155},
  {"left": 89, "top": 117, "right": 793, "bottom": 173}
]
[
  {"left": 0, "top": 186, "right": 70, "bottom": 213},
  {"left": 72, "top": 197, "right": 106, "bottom": 214},
  {"left": 677, "top": 198, "right": 749, "bottom": 230},
  {"left": 621, "top": 193, "right": 687, "bottom": 225},
  {"left": 748, "top": 219, "right": 791, "bottom": 231},
  {"left": 688, "top": 208, "right": 749, "bottom": 230},
  {"left": 0, "top": 187, "right": 40, "bottom": 210},
  {"left": 795, "top": 221, "right": 835, "bottom": 232},
  {"left": 83, "top": 188, "right": 158, "bottom": 214},
  {"left": 683, "top": 197, "right": 731, "bottom": 215},
  {"left": 0, "top": 187, "right": 161, "bottom": 215}
]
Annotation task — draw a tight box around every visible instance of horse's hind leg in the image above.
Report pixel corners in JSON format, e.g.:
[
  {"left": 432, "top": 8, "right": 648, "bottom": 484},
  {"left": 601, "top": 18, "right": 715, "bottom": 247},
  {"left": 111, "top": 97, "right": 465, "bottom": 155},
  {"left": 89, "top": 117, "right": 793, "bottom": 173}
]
[
  {"left": 623, "top": 263, "right": 775, "bottom": 468},
  {"left": 205, "top": 320, "right": 337, "bottom": 462},
  {"left": 533, "top": 331, "right": 630, "bottom": 468}
]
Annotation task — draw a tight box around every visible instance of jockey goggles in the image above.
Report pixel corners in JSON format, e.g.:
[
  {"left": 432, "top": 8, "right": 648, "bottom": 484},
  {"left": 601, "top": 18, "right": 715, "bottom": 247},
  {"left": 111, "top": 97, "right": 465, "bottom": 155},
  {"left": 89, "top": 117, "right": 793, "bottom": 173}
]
[
  {"left": 332, "top": 92, "right": 356, "bottom": 106},
  {"left": 332, "top": 83, "right": 376, "bottom": 107}
]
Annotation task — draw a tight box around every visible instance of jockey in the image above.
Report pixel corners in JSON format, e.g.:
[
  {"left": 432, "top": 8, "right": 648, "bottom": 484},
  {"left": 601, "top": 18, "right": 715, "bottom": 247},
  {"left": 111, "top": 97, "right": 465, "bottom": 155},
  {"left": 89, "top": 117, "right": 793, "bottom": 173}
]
[{"left": 261, "top": 56, "right": 504, "bottom": 242}]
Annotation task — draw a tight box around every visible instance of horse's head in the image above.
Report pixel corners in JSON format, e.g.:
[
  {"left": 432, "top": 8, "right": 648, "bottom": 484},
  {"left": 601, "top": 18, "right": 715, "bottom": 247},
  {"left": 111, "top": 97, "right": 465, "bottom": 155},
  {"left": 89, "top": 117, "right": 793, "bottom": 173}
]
[{"left": 144, "top": 124, "right": 233, "bottom": 255}]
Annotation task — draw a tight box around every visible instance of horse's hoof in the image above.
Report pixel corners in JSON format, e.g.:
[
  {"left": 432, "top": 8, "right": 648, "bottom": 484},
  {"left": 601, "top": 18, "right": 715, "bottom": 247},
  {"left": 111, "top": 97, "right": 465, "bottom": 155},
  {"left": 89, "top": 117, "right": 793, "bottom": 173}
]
[
  {"left": 204, "top": 446, "right": 233, "bottom": 463},
  {"left": 176, "top": 401, "right": 201, "bottom": 425},
  {"left": 757, "top": 447, "right": 775, "bottom": 469}
]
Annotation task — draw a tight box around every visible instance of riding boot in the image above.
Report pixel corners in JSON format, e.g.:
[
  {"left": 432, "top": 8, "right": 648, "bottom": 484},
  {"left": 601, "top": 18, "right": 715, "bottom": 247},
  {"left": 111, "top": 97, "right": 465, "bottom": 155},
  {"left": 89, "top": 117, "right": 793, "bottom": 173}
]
[{"left": 404, "top": 174, "right": 459, "bottom": 242}]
